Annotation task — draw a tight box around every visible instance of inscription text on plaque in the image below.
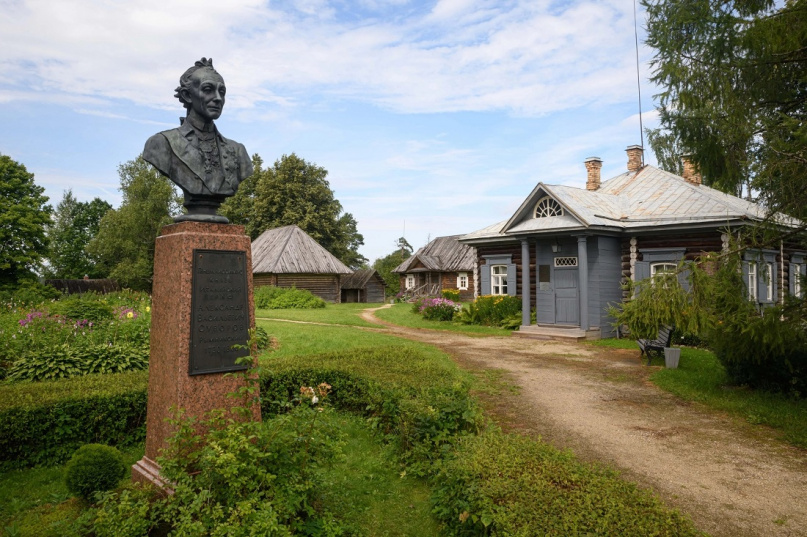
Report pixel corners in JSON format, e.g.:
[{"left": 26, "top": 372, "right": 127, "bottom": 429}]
[{"left": 189, "top": 249, "right": 250, "bottom": 375}]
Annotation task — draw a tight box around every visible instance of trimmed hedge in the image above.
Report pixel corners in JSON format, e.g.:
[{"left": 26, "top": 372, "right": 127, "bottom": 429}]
[
  {"left": 0, "top": 345, "right": 472, "bottom": 470},
  {"left": 0, "top": 371, "right": 148, "bottom": 469}
]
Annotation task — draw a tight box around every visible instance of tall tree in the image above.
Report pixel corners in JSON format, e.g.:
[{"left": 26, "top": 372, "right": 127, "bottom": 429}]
[
  {"left": 372, "top": 237, "right": 414, "bottom": 296},
  {"left": 45, "top": 190, "right": 112, "bottom": 279},
  {"left": 250, "top": 153, "right": 367, "bottom": 268},
  {"left": 87, "top": 157, "right": 181, "bottom": 291},
  {"left": 644, "top": 0, "right": 807, "bottom": 217},
  {"left": 219, "top": 153, "right": 263, "bottom": 229},
  {"left": 0, "top": 154, "right": 51, "bottom": 286}
]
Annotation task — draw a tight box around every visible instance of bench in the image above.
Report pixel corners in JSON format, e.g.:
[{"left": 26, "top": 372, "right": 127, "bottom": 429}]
[{"left": 637, "top": 325, "right": 675, "bottom": 365}]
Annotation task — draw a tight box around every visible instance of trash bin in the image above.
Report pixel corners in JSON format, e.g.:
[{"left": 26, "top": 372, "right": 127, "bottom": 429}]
[{"left": 664, "top": 347, "right": 681, "bottom": 369}]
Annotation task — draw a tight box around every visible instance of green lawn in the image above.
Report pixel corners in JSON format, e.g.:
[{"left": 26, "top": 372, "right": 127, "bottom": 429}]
[
  {"left": 374, "top": 302, "right": 513, "bottom": 336},
  {"left": 0, "top": 415, "right": 443, "bottom": 537},
  {"left": 257, "top": 318, "right": 404, "bottom": 359},
  {"left": 588, "top": 338, "right": 807, "bottom": 448},
  {"left": 319, "top": 413, "right": 440, "bottom": 536},
  {"left": 0, "top": 445, "right": 144, "bottom": 536},
  {"left": 255, "top": 302, "right": 384, "bottom": 328}
]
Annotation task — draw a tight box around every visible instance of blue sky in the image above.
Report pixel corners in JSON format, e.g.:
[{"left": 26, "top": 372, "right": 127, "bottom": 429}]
[{"left": 0, "top": 0, "right": 660, "bottom": 262}]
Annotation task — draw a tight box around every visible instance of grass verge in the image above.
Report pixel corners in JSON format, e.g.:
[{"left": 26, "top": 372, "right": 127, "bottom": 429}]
[
  {"left": 373, "top": 303, "right": 511, "bottom": 336},
  {"left": 258, "top": 318, "right": 405, "bottom": 359},
  {"left": 589, "top": 338, "right": 807, "bottom": 448},
  {"left": 255, "top": 302, "right": 383, "bottom": 328}
]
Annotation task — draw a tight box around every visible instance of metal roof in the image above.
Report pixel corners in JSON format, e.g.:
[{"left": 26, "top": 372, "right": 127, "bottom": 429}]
[
  {"left": 393, "top": 235, "right": 477, "bottom": 273},
  {"left": 251, "top": 225, "right": 352, "bottom": 274},
  {"left": 461, "top": 164, "right": 793, "bottom": 242}
]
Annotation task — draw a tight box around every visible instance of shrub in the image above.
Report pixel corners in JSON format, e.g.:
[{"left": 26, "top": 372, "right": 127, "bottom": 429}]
[
  {"left": 253, "top": 325, "right": 270, "bottom": 350},
  {"left": 419, "top": 297, "right": 461, "bottom": 321},
  {"left": 254, "top": 285, "right": 326, "bottom": 309},
  {"left": 6, "top": 342, "right": 148, "bottom": 382},
  {"left": 431, "top": 430, "right": 701, "bottom": 536},
  {"left": 455, "top": 295, "right": 522, "bottom": 327},
  {"left": 0, "top": 370, "right": 148, "bottom": 469},
  {"left": 441, "top": 289, "right": 460, "bottom": 301},
  {"left": 259, "top": 346, "right": 483, "bottom": 474},
  {"left": 52, "top": 294, "right": 114, "bottom": 323},
  {"left": 0, "top": 280, "right": 62, "bottom": 307},
  {"left": 88, "top": 396, "right": 346, "bottom": 535},
  {"left": 65, "top": 444, "right": 127, "bottom": 501},
  {"left": 1, "top": 299, "right": 150, "bottom": 379}
]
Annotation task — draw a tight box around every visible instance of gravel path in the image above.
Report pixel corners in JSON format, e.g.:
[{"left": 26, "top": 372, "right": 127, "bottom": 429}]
[{"left": 360, "top": 305, "right": 807, "bottom": 537}]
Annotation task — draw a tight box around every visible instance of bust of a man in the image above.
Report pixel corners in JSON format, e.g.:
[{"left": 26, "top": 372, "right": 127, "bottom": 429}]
[{"left": 143, "top": 58, "right": 253, "bottom": 223}]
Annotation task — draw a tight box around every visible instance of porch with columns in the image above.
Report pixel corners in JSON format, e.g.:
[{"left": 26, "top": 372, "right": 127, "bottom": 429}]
[{"left": 513, "top": 235, "right": 602, "bottom": 341}]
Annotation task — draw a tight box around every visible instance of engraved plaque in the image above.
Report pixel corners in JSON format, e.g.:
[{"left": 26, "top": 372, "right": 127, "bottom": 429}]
[{"left": 189, "top": 249, "right": 250, "bottom": 375}]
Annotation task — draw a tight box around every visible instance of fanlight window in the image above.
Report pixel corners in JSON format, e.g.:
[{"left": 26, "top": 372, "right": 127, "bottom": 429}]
[{"left": 534, "top": 196, "right": 564, "bottom": 218}]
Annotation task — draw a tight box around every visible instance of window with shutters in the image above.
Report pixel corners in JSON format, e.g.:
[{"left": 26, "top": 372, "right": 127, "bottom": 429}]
[{"left": 491, "top": 265, "right": 508, "bottom": 295}]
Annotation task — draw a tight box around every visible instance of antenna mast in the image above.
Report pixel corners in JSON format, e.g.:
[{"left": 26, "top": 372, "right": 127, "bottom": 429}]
[{"left": 633, "top": 0, "right": 645, "bottom": 164}]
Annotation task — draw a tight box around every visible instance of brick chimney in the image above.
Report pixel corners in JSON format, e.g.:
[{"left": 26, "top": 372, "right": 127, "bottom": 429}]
[
  {"left": 680, "top": 154, "right": 702, "bottom": 185},
  {"left": 626, "top": 145, "right": 643, "bottom": 172},
  {"left": 585, "top": 157, "right": 603, "bottom": 191}
]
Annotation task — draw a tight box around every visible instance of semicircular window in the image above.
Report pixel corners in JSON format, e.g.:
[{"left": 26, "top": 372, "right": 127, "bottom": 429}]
[{"left": 534, "top": 196, "right": 564, "bottom": 218}]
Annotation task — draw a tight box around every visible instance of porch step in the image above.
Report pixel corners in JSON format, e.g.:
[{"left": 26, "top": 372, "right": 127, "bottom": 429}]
[{"left": 514, "top": 325, "right": 601, "bottom": 342}]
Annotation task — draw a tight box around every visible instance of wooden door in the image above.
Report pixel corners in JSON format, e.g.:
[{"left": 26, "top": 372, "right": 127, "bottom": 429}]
[{"left": 554, "top": 267, "right": 579, "bottom": 325}]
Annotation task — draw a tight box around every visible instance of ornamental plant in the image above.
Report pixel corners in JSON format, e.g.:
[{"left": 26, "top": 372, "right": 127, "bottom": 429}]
[
  {"left": 456, "top": 295, "right": 522, "bottom": 327},
  {"left": 418, "top": 297, "right": 462, "bottom": 322},
  {"left": 64, "top": 444, "right": 127, "bottom": 502},
  {"left": 441, "top": 289, "right": 461, "bottom": 301},
  {"left": 0, "top": 290, "right": 152, "bottom": 381},
  {"left": 87, "top": 384, "right": 345, "bottom": 536}
]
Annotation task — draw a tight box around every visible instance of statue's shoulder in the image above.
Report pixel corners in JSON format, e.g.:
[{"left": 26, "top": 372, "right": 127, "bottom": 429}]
[{"left": 143, "top": 128, "right": 183, "bottom": 173}]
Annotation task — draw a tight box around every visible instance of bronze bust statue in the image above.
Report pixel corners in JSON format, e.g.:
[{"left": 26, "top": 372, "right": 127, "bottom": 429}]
[{"left": 144, "top": 58, "right": 253, "bottom": 223}]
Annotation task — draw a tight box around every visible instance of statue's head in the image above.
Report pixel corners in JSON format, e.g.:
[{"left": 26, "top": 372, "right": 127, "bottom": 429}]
[{"left": 174, "top": 57, "right": 226, "bottom": 122}]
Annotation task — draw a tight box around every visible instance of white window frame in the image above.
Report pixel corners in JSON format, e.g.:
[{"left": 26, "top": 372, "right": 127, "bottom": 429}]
[
  {"left": 650, "top": 262, "right": 677, "bottom": 288},
  {"left": 491, "top": 265, "right": 508, "bottom": 296},
  {"left": 794, "top": 263, "right": 802, "bottom": 298},
  {"left": 457, "top": 272, "right": 468, "bottom": 290},
  {"left": 764, "top": 262, "right": 774, "bottom": 301},
  {"left": 747, "top": 262, "right": 758, "bottom": 301},
  {"left": 405, "top": 274, "right": 415, "bottom": 290}
]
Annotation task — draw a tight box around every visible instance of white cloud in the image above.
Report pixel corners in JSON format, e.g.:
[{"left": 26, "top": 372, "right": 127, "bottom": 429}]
[{"left": 1, "top": 0, "right": 646, "bottom": 116}]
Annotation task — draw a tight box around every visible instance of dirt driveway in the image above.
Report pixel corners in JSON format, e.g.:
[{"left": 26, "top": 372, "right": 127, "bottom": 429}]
[{"left": 360, "top": 306, "right": 807, "bottom": 537}]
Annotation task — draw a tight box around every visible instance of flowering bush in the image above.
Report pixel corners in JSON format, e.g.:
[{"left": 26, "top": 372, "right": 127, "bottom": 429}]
[
  {"left": 418, "top": 297, "right": 462, "bottom": 322},
  {"left": 441, "top": 289, "right": 461, "bottom": 301},
  {"left": 0, "top": 291, "right": 152, "bottom": 381},
  {"left": 456, "top": 295, "right": 522, "bottom": 327}
]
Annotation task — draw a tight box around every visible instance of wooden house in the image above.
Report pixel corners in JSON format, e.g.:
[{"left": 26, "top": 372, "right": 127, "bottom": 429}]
[
  {"left": 252, "top": 225, "right": 352, "bottom": 303},
  {"left": 392, "top": 235, "right": 477, "bottom": 300},
  {"left": 340, "top": 269, "right": 387, "bottom": 303},
  {"left": 460, "top": 145, "right": 802, "bottom": 340}
]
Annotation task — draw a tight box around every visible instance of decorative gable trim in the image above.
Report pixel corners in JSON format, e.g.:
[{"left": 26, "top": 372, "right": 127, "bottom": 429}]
[{"left": 502, "top": 183, "right": 586, "bottom": 233}]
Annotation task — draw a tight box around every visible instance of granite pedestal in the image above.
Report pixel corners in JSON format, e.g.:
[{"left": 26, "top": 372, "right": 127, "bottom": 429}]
[{"left": 132, "top": 222, "right": 260, "bottom": 488}]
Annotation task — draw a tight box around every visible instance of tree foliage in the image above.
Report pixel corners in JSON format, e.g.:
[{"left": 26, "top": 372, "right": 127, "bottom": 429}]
[
  {"left": 87, "top": 157, "right": 180, "bottom": 291},
  {"left": 0, "top": 154, "right": 52, "bottom": 286},
  {"left": 45, "top": 190, "right": 112, "bottom": 279},
  {"left": 644, "top": 0, "right": 807, "bottom": 216},
  {"left": 235, "top": 153, "right": 367, "bottom": 269},
  {"left": 219, "top": 153, "right": 263, "bottom": 231},
  {"left": 372, "top": 237, "right": 413, "bottom": 296}
]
